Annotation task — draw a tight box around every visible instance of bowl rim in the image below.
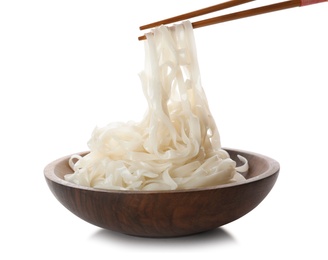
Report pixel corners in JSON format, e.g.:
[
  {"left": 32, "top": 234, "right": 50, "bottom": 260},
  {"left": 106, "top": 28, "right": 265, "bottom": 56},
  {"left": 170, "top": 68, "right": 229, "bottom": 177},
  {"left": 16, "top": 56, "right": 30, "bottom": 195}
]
[{"left": 44, "top": 148, "right": 279, "bottom": 194}]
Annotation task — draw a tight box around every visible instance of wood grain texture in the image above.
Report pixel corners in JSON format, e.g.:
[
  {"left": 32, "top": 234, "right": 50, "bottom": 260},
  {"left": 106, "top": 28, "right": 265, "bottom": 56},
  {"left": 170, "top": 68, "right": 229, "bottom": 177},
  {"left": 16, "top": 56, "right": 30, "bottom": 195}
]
[{"left": 44, "top": 148, "right": 279, "bottom": 237}]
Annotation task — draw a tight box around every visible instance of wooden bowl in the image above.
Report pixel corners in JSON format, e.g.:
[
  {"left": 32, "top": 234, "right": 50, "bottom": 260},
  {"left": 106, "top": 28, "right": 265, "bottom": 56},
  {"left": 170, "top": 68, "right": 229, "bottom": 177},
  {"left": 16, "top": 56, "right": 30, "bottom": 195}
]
[{"left": 44, "top": 148, "right": 279, "bottom": 237}]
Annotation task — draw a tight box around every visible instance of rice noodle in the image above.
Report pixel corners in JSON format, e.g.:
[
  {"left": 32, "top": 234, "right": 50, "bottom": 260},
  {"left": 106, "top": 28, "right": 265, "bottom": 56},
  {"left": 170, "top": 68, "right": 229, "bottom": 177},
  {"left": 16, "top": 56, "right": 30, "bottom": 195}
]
[{"left": 65, "top": 21, "right": 247, "bottom": 190}]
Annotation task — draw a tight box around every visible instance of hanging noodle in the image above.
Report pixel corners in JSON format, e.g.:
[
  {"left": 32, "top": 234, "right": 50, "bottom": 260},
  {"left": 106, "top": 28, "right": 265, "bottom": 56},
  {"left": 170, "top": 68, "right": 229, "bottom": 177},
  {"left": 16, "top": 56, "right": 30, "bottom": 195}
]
[{"left": 65, "top": 21, "right": 247, "bottom": 190}]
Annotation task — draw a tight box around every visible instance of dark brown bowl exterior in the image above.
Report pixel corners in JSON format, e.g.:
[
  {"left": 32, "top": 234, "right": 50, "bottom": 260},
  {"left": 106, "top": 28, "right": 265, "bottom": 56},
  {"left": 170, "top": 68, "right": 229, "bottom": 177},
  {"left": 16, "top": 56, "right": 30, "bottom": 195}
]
[{"left": 44, "top": 148, "right": 279, "bottom": 237}]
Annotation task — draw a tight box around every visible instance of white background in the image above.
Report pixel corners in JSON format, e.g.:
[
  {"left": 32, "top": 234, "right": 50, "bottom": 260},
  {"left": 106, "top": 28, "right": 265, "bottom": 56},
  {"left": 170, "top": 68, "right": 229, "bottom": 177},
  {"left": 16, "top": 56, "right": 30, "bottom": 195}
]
[{"left": 1, "top": 0, "right": 327, "bottom": 258}]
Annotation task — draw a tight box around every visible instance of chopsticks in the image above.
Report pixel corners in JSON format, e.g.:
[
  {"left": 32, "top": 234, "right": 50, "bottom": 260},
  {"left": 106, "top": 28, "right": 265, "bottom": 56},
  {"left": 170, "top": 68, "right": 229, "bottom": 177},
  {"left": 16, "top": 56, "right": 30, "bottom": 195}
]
[
  {"left": 139, "top": 0, "right": 255, "bottom": 30},
  {"left": 138, "top": 0, "right": 327, "bottom": 40}
]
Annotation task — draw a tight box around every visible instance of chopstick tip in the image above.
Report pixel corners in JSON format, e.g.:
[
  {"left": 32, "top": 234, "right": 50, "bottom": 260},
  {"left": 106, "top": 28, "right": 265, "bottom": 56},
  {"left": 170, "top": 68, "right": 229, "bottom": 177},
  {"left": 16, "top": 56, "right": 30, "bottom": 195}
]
[{"left": 138, "top": 35, "right": 146, "bottom": 41}]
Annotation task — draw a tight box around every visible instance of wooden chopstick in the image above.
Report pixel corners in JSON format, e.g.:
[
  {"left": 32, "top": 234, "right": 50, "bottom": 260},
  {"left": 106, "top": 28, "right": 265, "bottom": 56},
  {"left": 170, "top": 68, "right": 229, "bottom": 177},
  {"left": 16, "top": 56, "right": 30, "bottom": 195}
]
[
  {"left": 139, "top": 0, "right": 255, "bottom": 30},
  {"left": 191, "top": 0, "right": 300, "bottom": 29},
  {"left": 138, "top": 0, "right": 327, "bottom": 41}
]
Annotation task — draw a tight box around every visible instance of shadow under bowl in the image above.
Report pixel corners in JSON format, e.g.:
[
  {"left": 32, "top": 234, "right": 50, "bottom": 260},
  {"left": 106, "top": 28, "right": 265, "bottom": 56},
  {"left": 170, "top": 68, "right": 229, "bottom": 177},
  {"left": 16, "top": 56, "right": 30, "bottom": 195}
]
[{"left": 44, "top": 148, "right": 279, "bottom": 238}]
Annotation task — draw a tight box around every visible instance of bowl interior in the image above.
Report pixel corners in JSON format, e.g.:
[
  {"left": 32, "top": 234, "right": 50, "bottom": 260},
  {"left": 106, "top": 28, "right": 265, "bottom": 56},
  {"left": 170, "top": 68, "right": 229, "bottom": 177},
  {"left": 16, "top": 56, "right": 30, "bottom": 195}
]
[{"left": 47, "top": 148, "right": 279, "bottom": 191}]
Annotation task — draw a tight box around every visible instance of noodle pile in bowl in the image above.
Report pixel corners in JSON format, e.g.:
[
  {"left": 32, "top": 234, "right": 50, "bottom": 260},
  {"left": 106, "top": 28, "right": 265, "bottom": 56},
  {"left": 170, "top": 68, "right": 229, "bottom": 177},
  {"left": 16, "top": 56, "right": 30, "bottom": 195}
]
[{"left": 65, "top": 21, "right": 247, "bottom": 191}]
